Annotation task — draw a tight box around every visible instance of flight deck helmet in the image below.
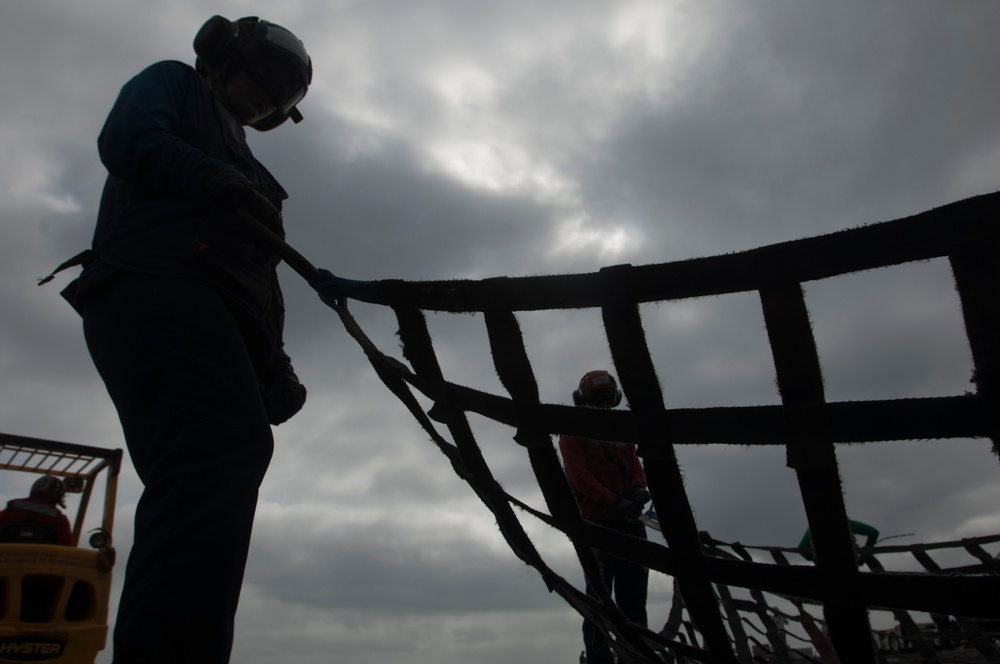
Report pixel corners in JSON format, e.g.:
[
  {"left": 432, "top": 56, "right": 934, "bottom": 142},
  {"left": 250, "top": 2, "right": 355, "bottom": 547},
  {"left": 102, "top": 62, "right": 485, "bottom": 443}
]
[
  {"left": 31, "top": 475, "right": 67, "bottom": 508},
  {"left": 194, "top": 15, "right": 312, "bottom": 131},
  {"left": 572, "top": 370, "right": 623, "bottom": 408}
]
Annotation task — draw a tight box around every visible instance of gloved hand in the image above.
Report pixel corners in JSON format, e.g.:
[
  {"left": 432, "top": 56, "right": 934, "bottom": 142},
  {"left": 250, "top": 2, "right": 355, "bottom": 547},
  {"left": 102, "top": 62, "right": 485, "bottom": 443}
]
[
  {"left": 631, "top": 487, "right": 651, "bottom": 507},
  {"left": 309, "top": 268, "right": 346, "bottom": 308},
  {"left": 614, "top": 496, "right": 642, "bottom": 520},
  {"left": 201, "top": 165, "right": 283, "bottom": 235},
  {"left": 262, "top": 359, "right": 307, "bottom": 425}
]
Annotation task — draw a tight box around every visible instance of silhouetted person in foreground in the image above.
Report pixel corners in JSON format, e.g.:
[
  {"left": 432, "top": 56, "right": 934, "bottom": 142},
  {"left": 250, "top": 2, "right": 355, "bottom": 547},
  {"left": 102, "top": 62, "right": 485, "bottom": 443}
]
[
  {"left": 50, "top": 14, "right": 312, "bottom": 664},
  {"left": 559, "top": 370, "right": 651, "bottom": 664}
]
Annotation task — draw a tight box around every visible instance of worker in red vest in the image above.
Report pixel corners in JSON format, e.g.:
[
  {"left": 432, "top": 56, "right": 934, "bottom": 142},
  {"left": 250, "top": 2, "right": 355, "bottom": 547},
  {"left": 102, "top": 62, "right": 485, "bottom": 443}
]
[
  {"left": 559, "top": 370, "right": 650, "bottom": 664},
  {"left": 0, "top": 476, "right": 73, "bottom": 545}
]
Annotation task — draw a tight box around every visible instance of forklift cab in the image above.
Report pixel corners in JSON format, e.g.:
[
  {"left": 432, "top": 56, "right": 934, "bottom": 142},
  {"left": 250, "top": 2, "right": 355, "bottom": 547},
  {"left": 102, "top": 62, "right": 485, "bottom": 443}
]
[{"left": 0, "top": 433, "right": 122, "bottom": 664}]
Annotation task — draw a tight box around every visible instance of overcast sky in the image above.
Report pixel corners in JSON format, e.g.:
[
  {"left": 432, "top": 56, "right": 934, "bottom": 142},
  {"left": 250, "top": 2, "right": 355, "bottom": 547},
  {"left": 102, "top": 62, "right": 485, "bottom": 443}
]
[{"left": 3, "top": 2, "right": 1000, "bottom": 663}]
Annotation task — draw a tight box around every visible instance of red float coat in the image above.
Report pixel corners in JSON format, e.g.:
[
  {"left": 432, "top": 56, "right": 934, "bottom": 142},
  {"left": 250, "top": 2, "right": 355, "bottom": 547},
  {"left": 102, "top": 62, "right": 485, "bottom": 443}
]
[
  {"left": 558, "top": 435, "right": 647, "bottom": 522},
  {"left": 0, "top": 497, "right": 73, "bottom": 545}
]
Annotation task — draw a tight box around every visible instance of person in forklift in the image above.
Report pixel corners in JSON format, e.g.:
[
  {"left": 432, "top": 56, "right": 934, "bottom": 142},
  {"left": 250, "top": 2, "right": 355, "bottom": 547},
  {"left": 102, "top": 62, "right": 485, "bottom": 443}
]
[
  {"left": 54, "top": 15, "right": 312, "bottom": 664},
  {"left": 559, "top": 370, "right": 651, "bottom": 664},
  {"left": 0, "top": 476, "right": 73, "bottom": 546}
]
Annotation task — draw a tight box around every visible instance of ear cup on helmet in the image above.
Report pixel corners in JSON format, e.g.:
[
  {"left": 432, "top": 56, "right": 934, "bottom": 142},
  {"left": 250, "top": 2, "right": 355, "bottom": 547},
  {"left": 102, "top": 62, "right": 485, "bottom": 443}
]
[{"left": 194, "top": 15, "right": 237, "bottom": 68}]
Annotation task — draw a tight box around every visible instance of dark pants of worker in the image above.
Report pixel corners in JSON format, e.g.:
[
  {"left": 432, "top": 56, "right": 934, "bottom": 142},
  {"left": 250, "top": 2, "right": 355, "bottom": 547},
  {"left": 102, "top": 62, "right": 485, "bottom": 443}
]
[
  {"left": 80, "top": 274, "right": 274, "bottom": 664},
  {"left": 583, "top": 519, "right": 649, "bottom": 664}
]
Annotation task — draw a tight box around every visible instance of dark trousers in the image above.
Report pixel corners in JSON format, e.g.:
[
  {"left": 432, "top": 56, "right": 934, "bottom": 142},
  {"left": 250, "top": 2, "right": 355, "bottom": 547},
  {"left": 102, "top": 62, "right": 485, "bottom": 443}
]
[
  {"left": 584, "top": 519, "right": 649, "bottom": 664},
  {"left": 81, "top": 274, "right": 274, "bottom": 664}
]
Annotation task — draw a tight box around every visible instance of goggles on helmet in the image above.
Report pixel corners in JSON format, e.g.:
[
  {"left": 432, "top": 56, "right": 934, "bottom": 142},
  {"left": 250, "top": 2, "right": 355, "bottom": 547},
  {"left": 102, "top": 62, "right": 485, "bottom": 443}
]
[
  {"left": 582, "top": 390, "right": 620, "bottom": 408},
  {"left": 238, "top": 19, "right": 311, "bottom": 116}
]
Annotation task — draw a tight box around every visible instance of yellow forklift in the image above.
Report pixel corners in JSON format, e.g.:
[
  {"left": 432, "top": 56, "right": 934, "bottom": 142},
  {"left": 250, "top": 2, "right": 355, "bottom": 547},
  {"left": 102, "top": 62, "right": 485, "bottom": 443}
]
[{"left": 0, "top": 432, "right": 122, "bottom": 664}]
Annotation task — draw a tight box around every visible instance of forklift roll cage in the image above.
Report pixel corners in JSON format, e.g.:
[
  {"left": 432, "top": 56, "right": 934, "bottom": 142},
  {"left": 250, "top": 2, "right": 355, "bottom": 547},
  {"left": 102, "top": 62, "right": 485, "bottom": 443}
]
[{"left": 0, "top": 432, "right": 123, "bottom": 664}]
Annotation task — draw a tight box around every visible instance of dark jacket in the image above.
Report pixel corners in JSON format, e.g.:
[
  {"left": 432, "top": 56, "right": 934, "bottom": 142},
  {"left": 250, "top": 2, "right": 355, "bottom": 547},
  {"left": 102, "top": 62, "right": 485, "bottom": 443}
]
[
  {"left": 63, "top": 60, "right": 290, "bottom": 372},
  {"left": 559, "top": 435, "right": 647, "bottom": 522}
]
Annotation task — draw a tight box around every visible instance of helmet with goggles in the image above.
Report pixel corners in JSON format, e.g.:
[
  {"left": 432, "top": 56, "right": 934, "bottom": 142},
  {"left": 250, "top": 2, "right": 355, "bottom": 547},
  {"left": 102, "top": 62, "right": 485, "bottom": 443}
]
[
  {"left": 572, "top": 370, "right": 623, "bottom": 409},
  {"left": 194, "top": 15, "right": 312, "bottom": 131}
]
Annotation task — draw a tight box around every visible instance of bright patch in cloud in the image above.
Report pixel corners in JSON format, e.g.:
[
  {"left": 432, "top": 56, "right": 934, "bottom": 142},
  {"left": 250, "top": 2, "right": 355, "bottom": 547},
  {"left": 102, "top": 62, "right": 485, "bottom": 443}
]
[
  {"left": 610, "top": 0, "right": 672, "bottom": 60},
  {"left": 425, "top": 139, "right": 575, "bottom": 204},
  {"left": 0, "top": 148, "right": 82, "bottom": 214},
  {"left": 29, "top": 190, "right": 80, "bottom": 214},
  {"left": 427, "top": 140, "right": 518, "bottom": 192},
  {"left": 605, "top": 0, "right": 714, "bottom": 103},
  {"left": 547, "top": 216, "right": 643, "bottom": 260},
  {"left": 431, "top": 64, "right": 497, "bottom": 111}
]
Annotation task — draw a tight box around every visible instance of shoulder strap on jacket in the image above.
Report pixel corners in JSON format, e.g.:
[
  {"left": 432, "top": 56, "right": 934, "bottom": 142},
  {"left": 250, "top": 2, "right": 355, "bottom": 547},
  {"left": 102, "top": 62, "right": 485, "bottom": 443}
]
[{"left": 37, "top": 249, "right": 95, "bottom": 286}]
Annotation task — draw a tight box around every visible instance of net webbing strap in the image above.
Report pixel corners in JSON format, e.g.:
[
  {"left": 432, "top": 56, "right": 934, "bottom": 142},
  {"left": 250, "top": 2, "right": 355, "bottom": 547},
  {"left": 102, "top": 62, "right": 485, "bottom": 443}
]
[{"left": 262, "top": 192, "right": 1000, "bottom": 663}]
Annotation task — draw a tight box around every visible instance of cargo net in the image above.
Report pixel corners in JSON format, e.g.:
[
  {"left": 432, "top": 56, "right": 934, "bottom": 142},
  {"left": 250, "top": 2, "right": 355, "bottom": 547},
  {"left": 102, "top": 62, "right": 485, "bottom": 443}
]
[{"left": 299, "top": 192, "right": 1000, "bottom": 663}]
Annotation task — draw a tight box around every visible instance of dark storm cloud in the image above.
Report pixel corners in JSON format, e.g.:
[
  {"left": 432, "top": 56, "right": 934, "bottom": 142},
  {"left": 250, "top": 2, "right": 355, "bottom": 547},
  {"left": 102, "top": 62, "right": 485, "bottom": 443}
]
[
  {"left": 575, "top": 1, "right": 1000, "bottom": 262},
  {"left": 246, "top": 507, "right": 564, "bottom": 614},
  {"left": 260, "top": 126, "right": 559, "bottom": 283}
]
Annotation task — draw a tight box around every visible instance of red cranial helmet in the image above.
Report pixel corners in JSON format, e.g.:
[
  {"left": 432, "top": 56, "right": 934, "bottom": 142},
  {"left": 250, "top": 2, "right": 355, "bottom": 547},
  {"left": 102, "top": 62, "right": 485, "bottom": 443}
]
[
  {"left": 31, "top": 475, "right": 67, "bottom": 508},
  {"left": 572, "top": 370, "right": 623, "bottom": 408}
]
